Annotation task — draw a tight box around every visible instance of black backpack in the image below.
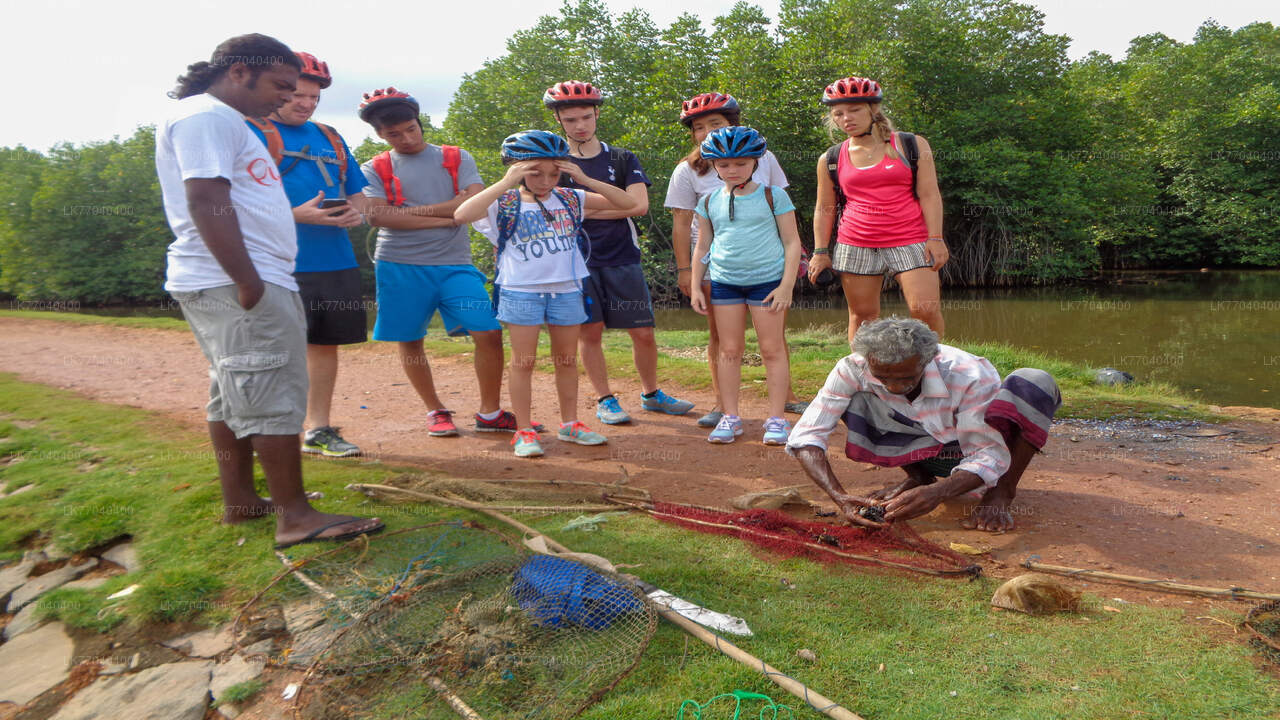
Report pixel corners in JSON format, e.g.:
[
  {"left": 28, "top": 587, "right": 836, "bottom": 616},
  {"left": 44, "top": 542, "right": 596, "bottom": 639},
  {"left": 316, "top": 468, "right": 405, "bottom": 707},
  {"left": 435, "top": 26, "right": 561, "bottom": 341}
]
[{"left": 825, "top": 132, "right": 920, "bottom": 241}]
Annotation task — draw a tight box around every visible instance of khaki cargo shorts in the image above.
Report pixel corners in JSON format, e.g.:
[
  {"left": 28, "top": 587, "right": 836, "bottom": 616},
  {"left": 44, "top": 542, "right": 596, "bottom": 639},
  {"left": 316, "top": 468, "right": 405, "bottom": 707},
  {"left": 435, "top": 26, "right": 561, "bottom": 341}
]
[{"left": 170, "top": 283, "right": 308, "bottom": 438}]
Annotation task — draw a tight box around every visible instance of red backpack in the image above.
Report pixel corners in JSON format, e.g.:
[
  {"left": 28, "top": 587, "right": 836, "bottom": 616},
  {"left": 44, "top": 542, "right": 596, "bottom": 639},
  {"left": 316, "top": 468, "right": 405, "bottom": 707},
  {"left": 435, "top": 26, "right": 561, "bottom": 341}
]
[{"left": 370, "top": 145, "right": 462, "bottom": 206}]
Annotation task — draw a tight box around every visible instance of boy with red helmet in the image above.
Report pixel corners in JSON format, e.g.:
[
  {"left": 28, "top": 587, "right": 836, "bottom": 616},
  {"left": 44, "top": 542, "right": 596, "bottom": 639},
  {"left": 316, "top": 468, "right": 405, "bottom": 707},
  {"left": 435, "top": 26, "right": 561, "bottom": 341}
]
[
  {"left": 544, "top": 80, "right": 695, "bottom": 425},
  {"left": 245, "top": 52, "right": 369, "bottom": 458}
]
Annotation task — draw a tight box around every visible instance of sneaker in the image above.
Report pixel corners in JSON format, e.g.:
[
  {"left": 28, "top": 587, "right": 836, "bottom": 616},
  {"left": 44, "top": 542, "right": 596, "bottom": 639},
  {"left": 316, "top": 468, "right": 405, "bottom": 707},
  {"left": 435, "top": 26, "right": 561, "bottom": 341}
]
[
  {"left": 474, "top": 410, "right": 547, "bottom": 434},
  {"left": 302, "top": 426, "right": 361, "bottom": 457},
  {"left": 696, "top": 408, "right": 724, "bottom": 428},
  {"left": 557, "top": 421, "right": 608, "bottom": 446},
  {"left": 511, "top": 429, "right": 544, "bottom": 458},
  {"left": 641, "top": 389, "right": 695, "bottom": 416},
  {"left": 427, "top": 409, "right": 459, "bottom": 437},
  {"left": 784, "top": 401, "right": 811, "bottom": 415},
  {"left": 707, "top": 414, "right": 743, "bottom": 444},
  {"left": 762, "top": 416, "right": 791, "bottom": 446},
  {"left": 596, "top": 395, "right": 632, "bottom": 425}
]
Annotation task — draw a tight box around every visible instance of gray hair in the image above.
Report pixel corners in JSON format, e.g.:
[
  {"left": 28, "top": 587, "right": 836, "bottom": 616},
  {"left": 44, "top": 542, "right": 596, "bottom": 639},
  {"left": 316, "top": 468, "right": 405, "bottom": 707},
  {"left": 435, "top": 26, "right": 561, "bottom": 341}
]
[{"left": 852, "top": 317, "right": 939, "bottom": 366}]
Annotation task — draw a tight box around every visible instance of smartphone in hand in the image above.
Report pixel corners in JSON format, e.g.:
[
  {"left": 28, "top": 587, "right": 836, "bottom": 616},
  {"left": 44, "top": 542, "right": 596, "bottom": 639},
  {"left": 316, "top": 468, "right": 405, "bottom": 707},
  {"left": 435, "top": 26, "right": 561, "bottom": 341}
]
[{"left": 319, "top": 198, "right": 348, "bottom": 216}]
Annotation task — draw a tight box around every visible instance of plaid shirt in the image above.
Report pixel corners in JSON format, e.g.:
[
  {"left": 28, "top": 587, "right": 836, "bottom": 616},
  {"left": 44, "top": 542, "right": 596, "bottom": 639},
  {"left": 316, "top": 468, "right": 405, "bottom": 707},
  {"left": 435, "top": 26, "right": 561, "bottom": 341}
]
[{"left": 787, "top": 345, "right": 1011, "bottom": 485}]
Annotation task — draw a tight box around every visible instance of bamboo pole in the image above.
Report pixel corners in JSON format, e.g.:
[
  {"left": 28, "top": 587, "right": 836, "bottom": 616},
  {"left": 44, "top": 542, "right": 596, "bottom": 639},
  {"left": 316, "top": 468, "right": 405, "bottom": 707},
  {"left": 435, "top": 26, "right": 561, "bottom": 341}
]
[
  {"left": 1022, "top": 558, "right": 1280, "bottom": 602},
  {"left": 346, "top": 482, "right": 866, "bottom": 720}
]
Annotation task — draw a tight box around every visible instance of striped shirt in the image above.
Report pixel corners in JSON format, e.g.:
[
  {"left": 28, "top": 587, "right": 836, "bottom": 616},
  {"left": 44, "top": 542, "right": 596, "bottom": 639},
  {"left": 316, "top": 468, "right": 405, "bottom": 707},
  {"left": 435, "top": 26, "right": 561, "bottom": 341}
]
[{"left": 787, "top": 345, "right": 1011, "bottom": 485}]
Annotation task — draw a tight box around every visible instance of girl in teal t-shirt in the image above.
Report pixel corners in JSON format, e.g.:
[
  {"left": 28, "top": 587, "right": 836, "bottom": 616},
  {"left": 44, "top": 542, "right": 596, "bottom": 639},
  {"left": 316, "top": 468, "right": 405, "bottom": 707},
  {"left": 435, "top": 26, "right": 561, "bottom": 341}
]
[{"left": 690, "top": 127, "right": 802, "bottom": 446}]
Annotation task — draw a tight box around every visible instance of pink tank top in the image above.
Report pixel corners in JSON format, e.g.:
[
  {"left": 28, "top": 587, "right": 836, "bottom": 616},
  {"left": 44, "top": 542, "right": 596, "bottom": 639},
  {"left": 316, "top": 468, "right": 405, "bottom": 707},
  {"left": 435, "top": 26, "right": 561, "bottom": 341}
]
[{"left": 835, "top": 135, "right": 928, "bottom": 248}]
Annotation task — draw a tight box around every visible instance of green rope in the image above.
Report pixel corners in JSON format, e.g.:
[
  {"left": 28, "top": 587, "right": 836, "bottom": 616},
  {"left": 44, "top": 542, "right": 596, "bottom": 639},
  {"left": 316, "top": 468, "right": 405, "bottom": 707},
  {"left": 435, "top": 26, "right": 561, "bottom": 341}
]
[{"left": 677, "top": 689, "right": 795, "bottom": 720}]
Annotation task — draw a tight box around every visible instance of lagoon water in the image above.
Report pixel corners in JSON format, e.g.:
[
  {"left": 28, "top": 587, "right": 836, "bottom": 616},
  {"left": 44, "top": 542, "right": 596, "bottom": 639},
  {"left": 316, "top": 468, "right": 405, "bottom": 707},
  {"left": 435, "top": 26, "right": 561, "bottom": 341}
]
[{"left": 655, "top": 270, "right": 1280, "bottom": 410}]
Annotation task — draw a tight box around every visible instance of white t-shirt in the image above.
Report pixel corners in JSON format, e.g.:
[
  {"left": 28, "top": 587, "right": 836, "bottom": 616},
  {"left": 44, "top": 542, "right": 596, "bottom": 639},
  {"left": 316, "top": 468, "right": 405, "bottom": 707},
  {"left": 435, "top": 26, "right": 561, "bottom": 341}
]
[
  {"left": 157, "top": 94, "right": 299, "bottom": 293},
  {"left": 479, "top": 189, "right": 590, "bottom": 293},
  {"left": 663, "top": 149, "right": 789, "bottom": 243}
]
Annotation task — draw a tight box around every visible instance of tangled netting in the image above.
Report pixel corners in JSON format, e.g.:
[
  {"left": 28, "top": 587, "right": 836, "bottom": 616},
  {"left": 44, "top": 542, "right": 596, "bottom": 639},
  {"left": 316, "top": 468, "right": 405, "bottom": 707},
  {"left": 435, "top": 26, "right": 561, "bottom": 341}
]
[
  {"left": 640, "top": 502, "right": 980, "bottom": 577},
  {"left": 1244, "top": 600, "right": 1280, "bottom": 666},
  {"left": 282, "top": 523, "right": 657, "bottom": 719}
]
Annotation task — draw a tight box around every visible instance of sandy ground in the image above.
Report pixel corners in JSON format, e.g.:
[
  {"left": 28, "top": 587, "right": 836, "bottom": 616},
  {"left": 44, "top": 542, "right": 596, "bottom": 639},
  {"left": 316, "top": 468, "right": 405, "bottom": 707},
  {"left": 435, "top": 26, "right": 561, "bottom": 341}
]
[{"left": 2, "top": 316, "right": 1279, "bottom": 612}]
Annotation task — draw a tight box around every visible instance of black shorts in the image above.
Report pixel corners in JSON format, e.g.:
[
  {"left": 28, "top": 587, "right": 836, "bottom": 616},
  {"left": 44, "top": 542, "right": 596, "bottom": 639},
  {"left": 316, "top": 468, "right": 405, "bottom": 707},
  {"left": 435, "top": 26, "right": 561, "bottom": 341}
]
[
  {"left": 582, "top": 263, "right": 656, "bottom": 329},
  {"left": 294, "top": 267, "right": 368, "bottom": 345}
]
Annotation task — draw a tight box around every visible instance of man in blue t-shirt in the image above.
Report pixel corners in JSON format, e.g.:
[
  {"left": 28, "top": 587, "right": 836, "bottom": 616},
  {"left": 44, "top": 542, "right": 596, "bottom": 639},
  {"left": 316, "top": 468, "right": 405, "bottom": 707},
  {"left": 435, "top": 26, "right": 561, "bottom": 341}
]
[
  {"left": 246, "top": 52, "right": 369, "bottom": 458},
  {"left": 545, "top": 81, "right": 695, "bottom": 425}
]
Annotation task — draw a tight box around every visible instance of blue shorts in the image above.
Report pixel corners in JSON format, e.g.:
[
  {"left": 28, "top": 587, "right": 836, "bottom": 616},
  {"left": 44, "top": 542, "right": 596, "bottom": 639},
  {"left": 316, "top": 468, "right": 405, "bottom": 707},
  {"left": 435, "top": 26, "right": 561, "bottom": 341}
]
[
  {"left": 496, "top": 288, "right": 589, "bottom": 326},
  {"left": 372, "top": 261, "right": 501, "bottom": 342},
  {"left": 709, "top": 278, "right": 782, "bottom": 306}
]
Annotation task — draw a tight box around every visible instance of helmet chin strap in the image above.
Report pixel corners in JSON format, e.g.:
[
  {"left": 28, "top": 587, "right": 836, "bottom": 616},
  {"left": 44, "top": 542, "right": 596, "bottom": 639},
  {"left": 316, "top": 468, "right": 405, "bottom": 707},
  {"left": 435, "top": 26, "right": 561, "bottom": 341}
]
[{"left": 729, "top": 180, "right": 749, "bottom": 221}]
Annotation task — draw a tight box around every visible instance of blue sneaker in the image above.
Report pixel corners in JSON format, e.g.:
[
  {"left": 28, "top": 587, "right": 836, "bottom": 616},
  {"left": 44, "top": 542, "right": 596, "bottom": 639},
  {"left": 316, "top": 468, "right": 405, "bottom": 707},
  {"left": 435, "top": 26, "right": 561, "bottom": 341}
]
[
  {"left": 762, "top": 416, "right": 791, "bottom": 446},
  {"left": 596, "top": 395, "right": 631, "bottom": 425},
  {"left": 707, "top": 414, "right": 743, "bottom": 444},
  {"left": 641, "top": 389, "right": 695, "bottom": 416}
]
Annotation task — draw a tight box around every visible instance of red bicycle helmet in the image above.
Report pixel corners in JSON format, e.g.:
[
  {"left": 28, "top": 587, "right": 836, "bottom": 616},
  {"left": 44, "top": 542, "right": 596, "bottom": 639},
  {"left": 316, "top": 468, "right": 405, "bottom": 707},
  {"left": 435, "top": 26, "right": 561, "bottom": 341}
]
[
  {"left": 358, "top": 87, "right": 420, "bottom": 122},
  {"left": 679, "top": 92, "right": 740, "bottom": 127},
  {"left": 295, "top": 52, "right": 332, "bottom": 89},
  {"left": 543, "top": 80, "right": 603, "bottom": 109},
  {"left": 822, "top": 76, "right": 884, "bottom": 105}
]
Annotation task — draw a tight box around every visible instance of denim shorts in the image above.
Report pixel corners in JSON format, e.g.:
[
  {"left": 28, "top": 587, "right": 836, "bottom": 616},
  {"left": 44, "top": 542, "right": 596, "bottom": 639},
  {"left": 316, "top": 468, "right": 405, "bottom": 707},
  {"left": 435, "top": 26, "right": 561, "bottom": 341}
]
[
  {"left": 496, "top": 288, "right": 589, "bottom": 326},
  {"left": 709, "top": 278, "right": 782, "bottom": 306}
]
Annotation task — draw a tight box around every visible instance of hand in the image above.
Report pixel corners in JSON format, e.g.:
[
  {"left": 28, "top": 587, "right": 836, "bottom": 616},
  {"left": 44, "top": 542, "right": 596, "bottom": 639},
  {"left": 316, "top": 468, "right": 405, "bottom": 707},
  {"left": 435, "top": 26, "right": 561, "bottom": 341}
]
[
  {"left": 882, "top": 483, "right": 945, "bottom": 522},
  {"left": 293, "top": 192, "right": 364, "bottom": 228},
  {"left": 834, "top": 493, "right": 887, "bottom": 529},
  {"left": 237, "top": 277, "right": 265, "bottom": 312},
  {"left": 502, "top": 161, "right": 540, "bottom": 186},
  {"left": 807, "top": 252, "right": 833, "bottom": 283},
  {"left": 677, "top": 268, "right": 692, "bottom": 297},
  {"left": 555, "top": 159, "right": 587, "bottom": 184},
  {"left": 690, "top": 286, "right": 707, "bottom": 315},
  {"left": 761, "top": 284, "right": 793, "bottom": 313},
  {"left": 925, "top": 238, "right": 949, "bottom": 271}
]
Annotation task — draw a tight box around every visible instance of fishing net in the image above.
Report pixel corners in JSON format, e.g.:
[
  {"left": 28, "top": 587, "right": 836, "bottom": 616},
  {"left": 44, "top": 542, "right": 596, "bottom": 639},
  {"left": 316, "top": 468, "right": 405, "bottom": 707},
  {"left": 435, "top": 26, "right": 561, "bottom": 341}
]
[
  {"left": 275, "top": 522, "right": 657, "bottom": 719},
  {"left": 634, "top": 501, "right": 980, "bottom": 577},
  {"left": 1244, "top": 600, "right": 1280, "bottom": 666}
]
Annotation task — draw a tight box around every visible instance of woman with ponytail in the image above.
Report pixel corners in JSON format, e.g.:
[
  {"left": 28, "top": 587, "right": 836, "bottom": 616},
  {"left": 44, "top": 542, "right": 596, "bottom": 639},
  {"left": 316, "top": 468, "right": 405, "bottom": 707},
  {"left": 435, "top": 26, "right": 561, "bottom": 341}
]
[{"left": 807, "top": 77, "right": 948, "bottom": 341}]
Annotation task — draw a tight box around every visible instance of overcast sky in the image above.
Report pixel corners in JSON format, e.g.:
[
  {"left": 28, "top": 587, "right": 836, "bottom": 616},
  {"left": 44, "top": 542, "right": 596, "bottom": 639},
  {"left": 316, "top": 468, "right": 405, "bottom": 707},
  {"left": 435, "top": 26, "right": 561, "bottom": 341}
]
[{"left": 1, "top": 0, "right": 1275, "bottom": 151}]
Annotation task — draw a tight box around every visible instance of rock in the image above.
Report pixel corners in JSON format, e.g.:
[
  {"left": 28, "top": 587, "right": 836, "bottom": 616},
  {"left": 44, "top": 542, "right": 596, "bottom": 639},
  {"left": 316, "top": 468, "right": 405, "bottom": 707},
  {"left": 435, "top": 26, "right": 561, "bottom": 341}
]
[
  {"left": 285, "top": 624, "right": 337, "bottom": 667},
  {"left": 239, "top": 638, "right": 275, "bottom": 659},
  {"left": 101, "top": 542, "right": 141, "bottom": 573},
  {"left": 210, "top": 655, "right": 265, "bottom": 703},
  {"left": 49, "top": 660, "right": 213, "bottom": 720},
  {"left": 1094, "top": 368, "right": 1135, "bottom": 386},
  {"left": 6, "top": 557, "right": 98, "bottom": 613},
  {"left": 2, "top": 601, "right": 46, "bottom": 640},
  {"left": 0, "top": 552, "right": 41, "bottom": 605},
  {"left": 0, "top": 622, "right": 74, "bottom": 705},
  {"left": 796, "top": 648, "right": 817, "bottom": 662},
  {"left": 61, "top": 575, "right": 110, "bottom": 591},
  {"left": 283, "top": 600, "right": 327, "bottom": 635},
  {"left": 163, "top": 625, "right": 235, "bottom": 658},
  {"left": 215, "top": 703, "right": 242, "bottom": 719}
]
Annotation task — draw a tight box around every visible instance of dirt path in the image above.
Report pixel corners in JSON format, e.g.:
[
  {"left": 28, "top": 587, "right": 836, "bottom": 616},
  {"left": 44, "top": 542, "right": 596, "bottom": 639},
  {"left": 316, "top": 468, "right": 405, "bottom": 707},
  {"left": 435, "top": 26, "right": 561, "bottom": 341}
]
[{"left": 2, "top": 317, "right": 1279, "bottom": 608}]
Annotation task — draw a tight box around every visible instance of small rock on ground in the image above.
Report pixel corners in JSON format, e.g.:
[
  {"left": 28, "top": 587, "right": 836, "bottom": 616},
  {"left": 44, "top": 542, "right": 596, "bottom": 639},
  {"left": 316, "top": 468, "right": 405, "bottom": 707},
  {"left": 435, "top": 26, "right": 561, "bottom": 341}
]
[
  {"left": 49, "top": 660, "right": 214, "bottom": 720},
  {"left": 6, "top": 557, "right": 98, "bottom": 613}
]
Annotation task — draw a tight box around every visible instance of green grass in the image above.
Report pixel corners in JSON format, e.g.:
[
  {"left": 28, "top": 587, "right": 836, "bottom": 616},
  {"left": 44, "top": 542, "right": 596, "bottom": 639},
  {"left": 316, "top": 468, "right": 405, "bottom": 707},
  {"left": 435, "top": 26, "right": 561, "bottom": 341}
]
[
  {"left": 0, "top": 373, "right": 1275, "bottom": 719},
  {"left": 213, "top": 679, "right": 267, "bottom": 707},
  {"left": 0, "top": 308, "right": 1224, "bottom": 421}
]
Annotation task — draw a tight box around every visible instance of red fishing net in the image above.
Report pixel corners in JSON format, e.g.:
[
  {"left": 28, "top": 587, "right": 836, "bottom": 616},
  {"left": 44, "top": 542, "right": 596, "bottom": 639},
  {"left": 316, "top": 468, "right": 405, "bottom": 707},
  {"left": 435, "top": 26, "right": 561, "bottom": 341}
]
[{"left": 643, "top": 501, "right": 981, "bottom": 577}]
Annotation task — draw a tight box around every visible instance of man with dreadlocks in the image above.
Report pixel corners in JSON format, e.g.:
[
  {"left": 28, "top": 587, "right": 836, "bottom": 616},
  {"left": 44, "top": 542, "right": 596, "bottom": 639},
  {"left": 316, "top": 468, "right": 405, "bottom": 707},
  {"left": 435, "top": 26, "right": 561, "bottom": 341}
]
[
  {"left": 787, "top": 317, "right": 1061, "bottom": 533},
  {"left": 157, "top": 34, "right": 383, "bottom": 549}
]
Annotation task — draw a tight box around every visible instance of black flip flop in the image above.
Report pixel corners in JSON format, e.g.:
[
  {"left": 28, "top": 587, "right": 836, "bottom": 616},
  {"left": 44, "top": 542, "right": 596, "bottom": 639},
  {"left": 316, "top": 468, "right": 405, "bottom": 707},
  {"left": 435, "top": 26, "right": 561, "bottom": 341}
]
[{"left": 274, "top": 519, "right": 386, "bottom": 550}]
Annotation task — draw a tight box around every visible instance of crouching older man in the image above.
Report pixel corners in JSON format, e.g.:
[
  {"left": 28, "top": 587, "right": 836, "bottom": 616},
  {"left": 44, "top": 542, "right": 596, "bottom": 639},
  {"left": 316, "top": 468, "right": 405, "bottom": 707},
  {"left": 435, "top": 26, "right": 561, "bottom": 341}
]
[{"left": 787, "top": 317, "right": 1061, "bottom": 532}]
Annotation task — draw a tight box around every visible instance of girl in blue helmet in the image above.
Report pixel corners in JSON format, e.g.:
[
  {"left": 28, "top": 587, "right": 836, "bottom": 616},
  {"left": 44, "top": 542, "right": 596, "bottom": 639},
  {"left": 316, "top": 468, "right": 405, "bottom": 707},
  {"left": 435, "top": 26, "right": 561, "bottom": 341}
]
[
  {"left": 455, "top": 130, "right": 643, "bottom": 458},
  {"left": 688, "top": 126, "right": 802, "bottom": 446}
]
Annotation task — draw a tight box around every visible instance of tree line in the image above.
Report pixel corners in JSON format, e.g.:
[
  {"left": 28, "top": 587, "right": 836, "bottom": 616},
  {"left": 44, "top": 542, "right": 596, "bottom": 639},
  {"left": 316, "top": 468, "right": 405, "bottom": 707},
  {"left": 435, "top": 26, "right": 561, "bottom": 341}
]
[{"left": 1, "top": 0, "right": 1276, "bottom": 304}]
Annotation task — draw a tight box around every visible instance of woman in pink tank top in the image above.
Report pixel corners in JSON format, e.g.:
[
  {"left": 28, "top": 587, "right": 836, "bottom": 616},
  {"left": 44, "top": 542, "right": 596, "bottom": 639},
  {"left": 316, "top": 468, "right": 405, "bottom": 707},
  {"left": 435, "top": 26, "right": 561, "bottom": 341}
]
[{"left": 807, "top": 76, "right": 948, "bottom": 341}]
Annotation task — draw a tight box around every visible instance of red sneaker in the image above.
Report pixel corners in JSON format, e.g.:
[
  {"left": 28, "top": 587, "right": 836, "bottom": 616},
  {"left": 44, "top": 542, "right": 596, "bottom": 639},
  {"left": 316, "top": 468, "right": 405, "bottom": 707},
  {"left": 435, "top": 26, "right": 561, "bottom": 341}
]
[
  {"left": 427, "top": 409, "right": 459, "bottom": 437},
  {"left": 474, "top": 411, "right": 546, "bottom": 433}
]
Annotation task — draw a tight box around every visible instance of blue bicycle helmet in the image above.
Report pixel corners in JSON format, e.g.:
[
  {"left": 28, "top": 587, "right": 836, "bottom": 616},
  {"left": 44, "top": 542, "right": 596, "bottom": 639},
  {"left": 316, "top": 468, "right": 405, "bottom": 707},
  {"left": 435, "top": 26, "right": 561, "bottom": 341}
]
[
  {"left": 700, "top": 126, "right": 767, "bottom": 159},
  {"left": 501, "top": 130, "right": 571, "bottom": 162}
]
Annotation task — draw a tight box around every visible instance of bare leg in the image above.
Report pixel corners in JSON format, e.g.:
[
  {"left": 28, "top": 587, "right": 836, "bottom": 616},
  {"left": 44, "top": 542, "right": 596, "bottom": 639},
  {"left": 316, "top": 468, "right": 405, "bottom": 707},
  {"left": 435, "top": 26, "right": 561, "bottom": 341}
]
[
  {"left": 470, "top": 329, "right": 504, "bottom": 414},
  {"left": 628, "top": 326, "right": 659, "bottom": 395},
  {"left": 747, "top": 304, "right": 790, "bottom": 419},
  {"left": 962, "top": 432, "right": 1037, "bottom": 533},
  {"left": 704, "top": 282, "right": 722, "bottom": 411},
  {"left": 398, "top": 340, "right": 444, "bottom": 411},
  {"left": 841, "top": 273, "right": 885, "bottom": 343},
  {"left": 897, "top": 266, "right": 945, "bottom": 337},
  {"left": 547, "top": 323, "right": 581, "bottom": 424},
  {"left": 252, "top": 433, "right": 382, "bottom": 546},
  {"left": 710, "top": 303, "right": 748, "bottom": 417},
  {"left": 781, "top": 306, "right": 799, "bottom": 403},
  {"left": 506, "top": 324, "right": 541, "bottom": 430},
  {"left": 304, "top": 344, "right": 338, "bottom": 430},
  {"left": 579, "top": 321, "right": 611, "bottom": 397},
  {"left": 210, "top": 421, "right": 270, "bottom": 523}
]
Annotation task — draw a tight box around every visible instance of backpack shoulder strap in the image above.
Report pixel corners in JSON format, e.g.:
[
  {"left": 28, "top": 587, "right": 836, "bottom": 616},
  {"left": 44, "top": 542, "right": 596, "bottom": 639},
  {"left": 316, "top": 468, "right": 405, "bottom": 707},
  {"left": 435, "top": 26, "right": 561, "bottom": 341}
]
[
  {"left": 245, "top": 117, "right": 283, "bottom": 166},
  {"left": 896, "top": 132, "right": 920, "bottom": 199},
  {"left": 441, "top": 145, "right": 462, "bottom": 195},
  {"left": 313, "top": 122, "right": 347, "bottom": 185},
  {"left": 825, "top": 142, "right": 846, "bottom": 207},
  {"left": 763, "top": 186, "right": 775, "bottom": 213},
  {"left": 371, "top": 151, "right": 405, "bottom": 207},
  {"left": 495, "top": 188, "right": 522, "bottom": 260},
  {"left": 702, "top": 193, "right": 713, "bottom": 233}
]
